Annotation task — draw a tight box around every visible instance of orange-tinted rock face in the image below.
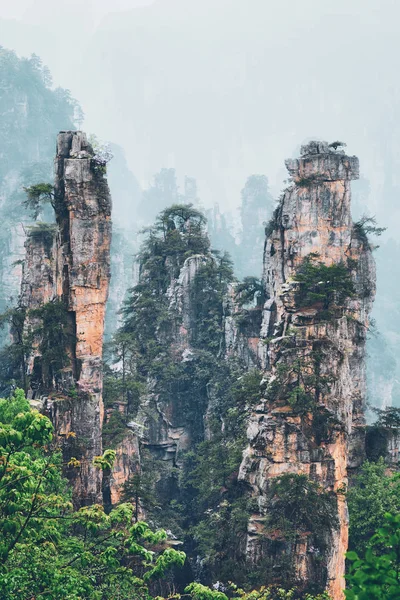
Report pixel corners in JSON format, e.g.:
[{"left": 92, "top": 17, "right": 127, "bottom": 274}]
[
  {"left": 20, "top": 230, "right": 56, "bottom": 310},
  {"left": 239, "top": 141, "right": 375, "bottom": 599},
  {"left": 20, "top": 131, "right": 112, "bottom": 506}
]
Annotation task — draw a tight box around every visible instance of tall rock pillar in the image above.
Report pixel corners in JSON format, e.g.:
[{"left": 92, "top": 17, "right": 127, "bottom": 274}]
[
  {"left": 20, "top": 131, "right": 112, "bottom": 506},
  {"left": 239, "top": 142, "right": 375, "bottom": 598},
  {"left": 53, "top": 131, "right": 112, "bottom": 505}
]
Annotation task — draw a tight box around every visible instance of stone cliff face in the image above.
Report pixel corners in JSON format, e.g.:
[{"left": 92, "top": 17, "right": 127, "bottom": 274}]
[
  {"left": 20, "top": 131, "right": 112, "bottom": 506},
  {"left": 54, "top": 131, "right": 111, "bottom": 394},
  {"left": 224, "top": 283, "right": 262, "bottom": 369},
  {"left": 107, "top": 253, "right": 209, "bottom": 503},
  {"left": 108, "top": 431, "right": 140, "bottom": 505},
  {"left": 239, "top": 141, "right": 375, "bottom": 598},
  {"left": 167, "top": 254, "right": 211, "bottom": 355},
  {"left": 29, "top": 135, "right": 374, "bottom": 595}
]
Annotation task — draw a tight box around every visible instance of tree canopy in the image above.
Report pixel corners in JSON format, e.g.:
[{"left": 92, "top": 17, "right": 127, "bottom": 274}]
[
  {"left": 0, "top": 389, "right": 185, "bottom": 599},
  {"left": 293, "top": 253, "right": 355, "bottom": 312}
]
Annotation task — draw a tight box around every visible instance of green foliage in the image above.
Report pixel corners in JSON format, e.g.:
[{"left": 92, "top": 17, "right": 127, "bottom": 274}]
[
  {"left": 0, "top": 387, "right": 29, "bottom": 421},
  {"left": 264, "top": 474, "right": 338, "bottom": 551},
  {"left": 190, "top": 251, "right": 234, "bottom": 351},
  {"left": 185, "top": 582, "right": 228, "bottom": 600},
  {"left": 235, "top": 276, "right": 264, "bottom": 308},
  {"left": 0, "top": 391, "right": 186, "bottom": 599},
  {"left": 328, "top": 141, "right": 347, "bottom": 150},
  {"left": 184, "top": 582, "right": 332, "bottom": 600},
  {"left": 234, "top": 586, "right": 331, "bottom": 600},
  {"left": 30, "top": 299, "right": 72, "bottom": 389},
  {"left": 107, "top": 206, "right": 235, "bottom": 444},
  {"left": 23, "top": 182, "right": 54, "bottom": 220},
  {"left": 0, "top": 299, "right": 73, "bottom": 394},
  {"left": 347, "top": 459, "right": 400, "bottom": 556},
  {"left": 264, "top": 341, "right": 335, "bottom": 423},
  {"left": 139, "top": 202, "right": 207, "bottom": 277},
  {"left": 231, "top": 587, "right": 294, "bottom": 600},
  {"left": 0, "top": 307, "right": 30, "bottom": 392},
  {"left": 119, "top": 203, "right": 210, "bottom": 374},
  {"left": 122, "top": 470, "right": 159, "bottom": 522},
  {"left": 102, "top": 410, "right": 129, "bottom": 449},
  {"left": 365, "top": 407, "right": 400, "bottom": 461},
  {"left": 293, "top": 253, "right": 355, "bottom": 313},
  {"left": 93, "top": 448, "right": 117, "bottom": 471},
  {"left": 105, "top": 207, "right": 241, "bottom": 580},
  {"left": 353, "top": 215, "right": 386, "bottom": 244},
  {"left": 175, "top": 367, "right": 262, "bottom": 582},
  {"left": 345, "top": 513, "right": 400, "bottom": 599},
  {"left": 103, "top": 334, "right": 146, "bottom": 411},
  {"left": 370, "top": 406, "right": 400, "bottom": 429}
]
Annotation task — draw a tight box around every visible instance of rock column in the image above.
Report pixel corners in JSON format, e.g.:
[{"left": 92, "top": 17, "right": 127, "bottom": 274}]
[
  {"left": 239, "top": 142, "right": 375, "bottom": 598},
  {"left": 20, "top": 131, "right": 112, "bottom": 506}
]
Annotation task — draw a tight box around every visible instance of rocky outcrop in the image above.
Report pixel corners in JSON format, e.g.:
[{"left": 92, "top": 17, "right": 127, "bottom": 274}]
[
  {"left": 107, "top": 251, "right": 211, "bottom": 503},
  {"left": 20, "top": 131, "right": 112, "bottom": 506},
  {"left": 365, "top": 424, "right": 400, "bottom": 466},
  {"left": 167, "top": 254, "right": 211, "bottom": 354},
  {"left": 239, "top": 141, "right": 375, "bottom": 598},
  {"left": 145, "top": 254, "right": 209, "bottom": 456},
  {"left": 224, "top": 283, "right": 262, "bottom": 368},
  {"left": 19, "top": 225, "right": 57, "bottom": 381},
  {"left": 108, "top": 431, "right": 140, "bottom": 505}
]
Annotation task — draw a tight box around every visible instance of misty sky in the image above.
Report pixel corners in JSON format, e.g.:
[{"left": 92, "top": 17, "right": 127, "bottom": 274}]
[{"left": 1, "top": 0, "right": 400, "bottom": 226}]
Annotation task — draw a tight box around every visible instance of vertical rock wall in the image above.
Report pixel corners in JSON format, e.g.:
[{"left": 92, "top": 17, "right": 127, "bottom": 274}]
[
  {"left": 224, "top": 283, "right": 262, "bottom": 369},
  {"left": 20, "top": 131, "right": 112, "bottom": 506},
  {"left": 19, "top": 226, "right": 57, "bottom": 390},
  {"left": 108, "top": 253, "right": 209, "bottom": 503},
  {"left": 55, "top": 132, "right": 112, "bottom": 389},
  {"left": 239, "top": 142, "right": 375, "bottom": 598}
]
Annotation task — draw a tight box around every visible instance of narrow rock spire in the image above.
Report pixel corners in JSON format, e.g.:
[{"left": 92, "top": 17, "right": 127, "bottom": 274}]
[
  {"left": 239, "top": 141, "right": 375, "bottom": 599},
  {"left": 20, "top": 131, "right": 112, "bottom": 506}
]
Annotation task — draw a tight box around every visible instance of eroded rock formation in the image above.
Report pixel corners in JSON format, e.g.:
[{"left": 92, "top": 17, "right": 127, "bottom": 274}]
[
  {"left": 108, "top": 431, "right": 140, "bottom": 505},
  {"left": 107, "top": 252, "right": 209, "bottom": 503},
  {"left": 23, "top": 135, "right": 374, "bottom": 595},
  {"left": 239, "top": 141, "right": 375, "bottom": 598},
  {"left": 224, "top": 283, "right": 262, "bottom": 368},
  {"left": 20, "top": 131, "right": 112, "bottom": 506}
]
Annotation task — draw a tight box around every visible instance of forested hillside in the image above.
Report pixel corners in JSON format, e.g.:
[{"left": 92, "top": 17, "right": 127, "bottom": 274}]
[{"left": 0, "top": 48, "right": 400, "bottom": 600}]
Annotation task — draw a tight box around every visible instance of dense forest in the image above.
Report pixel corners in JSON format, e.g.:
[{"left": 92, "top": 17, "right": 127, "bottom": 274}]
[{"left": 0, "top": 46, "right": 400, "bottom": 600}]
